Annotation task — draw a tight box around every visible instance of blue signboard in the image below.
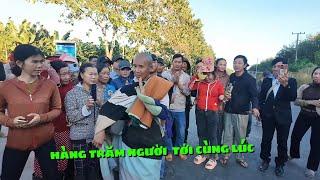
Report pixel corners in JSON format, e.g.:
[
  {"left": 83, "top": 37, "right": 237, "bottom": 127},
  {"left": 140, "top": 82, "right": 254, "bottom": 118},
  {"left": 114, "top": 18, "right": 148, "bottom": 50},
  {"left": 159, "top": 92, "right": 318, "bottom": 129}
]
[{"left": 55, "top": 42, "right": 76, "bottom": 58}]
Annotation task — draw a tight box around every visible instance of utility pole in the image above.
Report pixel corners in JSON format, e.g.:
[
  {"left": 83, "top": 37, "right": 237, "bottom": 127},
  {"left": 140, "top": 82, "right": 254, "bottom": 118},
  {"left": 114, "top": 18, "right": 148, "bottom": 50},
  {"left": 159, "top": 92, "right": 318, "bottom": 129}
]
[
  {"left": 255, "top": 58, "right": 258, "bottom": 78},
  {"left": 292, "top": 32, "right": 305, "bottom": 62}
]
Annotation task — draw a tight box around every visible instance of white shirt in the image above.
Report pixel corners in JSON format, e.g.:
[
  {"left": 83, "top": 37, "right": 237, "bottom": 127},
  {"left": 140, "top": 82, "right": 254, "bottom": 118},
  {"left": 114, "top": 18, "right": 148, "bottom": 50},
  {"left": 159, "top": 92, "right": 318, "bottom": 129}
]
[{"left": 272, "top": 77, "right": 281, "bottom": 97}]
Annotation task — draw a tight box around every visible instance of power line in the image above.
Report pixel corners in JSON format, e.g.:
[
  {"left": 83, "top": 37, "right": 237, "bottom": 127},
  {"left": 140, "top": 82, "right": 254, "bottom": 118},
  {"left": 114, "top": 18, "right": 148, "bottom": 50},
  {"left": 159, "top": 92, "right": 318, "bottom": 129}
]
[{"left": 292, "top": 32, "right": 305, "bottom": 62}]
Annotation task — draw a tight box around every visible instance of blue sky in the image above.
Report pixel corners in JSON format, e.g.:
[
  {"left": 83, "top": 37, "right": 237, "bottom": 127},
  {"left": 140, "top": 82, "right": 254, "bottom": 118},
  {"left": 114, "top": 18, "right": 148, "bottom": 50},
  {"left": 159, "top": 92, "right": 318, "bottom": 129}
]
[{"left": 1, "top": 0, "right": 319, "bottom": 67}]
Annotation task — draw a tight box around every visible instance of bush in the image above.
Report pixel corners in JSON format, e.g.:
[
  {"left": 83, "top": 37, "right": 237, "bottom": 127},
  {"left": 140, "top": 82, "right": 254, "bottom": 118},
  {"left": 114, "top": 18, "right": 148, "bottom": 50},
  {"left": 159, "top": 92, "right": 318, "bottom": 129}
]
[{"left": 289, "top": 58, "right": 315, "bottom": 72}]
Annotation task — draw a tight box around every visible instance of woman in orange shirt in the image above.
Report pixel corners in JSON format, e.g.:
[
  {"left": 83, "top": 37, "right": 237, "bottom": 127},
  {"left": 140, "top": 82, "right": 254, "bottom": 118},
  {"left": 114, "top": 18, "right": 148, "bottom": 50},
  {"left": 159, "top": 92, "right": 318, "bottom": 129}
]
[{"left": 0, "top": 44, "right": 62, "bottom": 180}]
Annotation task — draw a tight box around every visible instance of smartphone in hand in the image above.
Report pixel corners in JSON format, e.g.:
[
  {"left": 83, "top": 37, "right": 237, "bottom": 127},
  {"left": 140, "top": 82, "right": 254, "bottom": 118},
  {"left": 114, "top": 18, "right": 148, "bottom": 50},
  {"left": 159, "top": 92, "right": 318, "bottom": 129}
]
[
  {"left": 280, "top": 69, "right": 285, "bottom": 76},
  {"left": 279, "top": 64, "right": 288, "bottom": 76},
  {"left": 16, "top": 119, "right": 28, "bottom": 123}
]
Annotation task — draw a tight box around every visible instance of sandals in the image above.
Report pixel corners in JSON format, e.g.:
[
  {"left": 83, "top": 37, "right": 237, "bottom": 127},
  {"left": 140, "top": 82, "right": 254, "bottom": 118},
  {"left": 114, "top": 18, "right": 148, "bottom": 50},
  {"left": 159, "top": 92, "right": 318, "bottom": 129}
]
[
  {"left": 220, "top": 156, "right": 229, "bottom": 166},
  {"left": 236, "top": 159, "right": 248, "bottom": 168},
  {"left": 193, "top": 155, "right": 207, "bottom": 165},
  {"left": 165, "top": 154, "right": 173, "bottom": 162},
  {"left": 305, "top": 169, "right": 315, "bottom": 178},
  {"left": 205, "top": 159, "right": 217, "bottom": 170},
  {"left": 179, "top": 154, "right": 188, "bottom": 160}
]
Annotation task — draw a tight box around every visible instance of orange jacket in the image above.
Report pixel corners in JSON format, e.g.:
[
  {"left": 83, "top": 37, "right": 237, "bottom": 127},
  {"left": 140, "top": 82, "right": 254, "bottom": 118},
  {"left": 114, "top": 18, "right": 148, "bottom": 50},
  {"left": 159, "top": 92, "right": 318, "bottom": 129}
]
[{"left": 0, "top": 78, "right": 61, "bottom": 150}]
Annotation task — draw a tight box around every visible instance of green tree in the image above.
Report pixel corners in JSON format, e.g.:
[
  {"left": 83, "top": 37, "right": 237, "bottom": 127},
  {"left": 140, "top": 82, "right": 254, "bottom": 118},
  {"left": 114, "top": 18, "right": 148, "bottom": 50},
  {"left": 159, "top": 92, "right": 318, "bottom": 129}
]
[
  {"left": 0, "top": 19, "right": 55, "bottom": 62},
  {"left": 253, "top": 33, "right": 320, "bottom": 73},
  {"left": 276, "top": 33, "right": 320, "bottom": 64},
  {"left": 29, "top": 0, "right": 214, "bottom": 62},
  {"left": 128, "top": 0, "right": 214, "bottom": 63},
  {"left": 249, "top": 58, "right": 273, "bottom": 72},
  {"left": 29, "top": 0, "right": 135, "bottom": 59},
  {"left": 315, "top": 50, "right": 320, "bottom": 65}
]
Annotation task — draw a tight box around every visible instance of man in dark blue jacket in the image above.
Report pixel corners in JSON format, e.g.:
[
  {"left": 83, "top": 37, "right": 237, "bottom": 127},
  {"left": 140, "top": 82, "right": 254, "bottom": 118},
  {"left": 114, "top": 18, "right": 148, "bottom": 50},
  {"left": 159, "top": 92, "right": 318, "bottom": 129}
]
[{"left": 258, "top": 57, "right": 297, "bottom": 176}]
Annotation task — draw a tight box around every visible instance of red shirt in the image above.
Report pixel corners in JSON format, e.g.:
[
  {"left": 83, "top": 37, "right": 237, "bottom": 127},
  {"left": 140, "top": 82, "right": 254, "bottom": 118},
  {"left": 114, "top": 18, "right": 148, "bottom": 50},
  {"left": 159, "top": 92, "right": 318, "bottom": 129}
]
[
  {"left": 189, "top": 76, "right": 224, "bottom": 111},
  {"left": 53, "top": 82, "right": 74, "bottom": 132}
]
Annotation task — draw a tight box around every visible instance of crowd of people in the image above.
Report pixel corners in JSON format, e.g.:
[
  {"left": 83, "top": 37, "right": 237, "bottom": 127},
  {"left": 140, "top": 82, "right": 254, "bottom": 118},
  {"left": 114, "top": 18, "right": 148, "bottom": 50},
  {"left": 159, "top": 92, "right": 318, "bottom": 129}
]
[{"left": 0, "top": 44, "right": 319, "bottom": 180}]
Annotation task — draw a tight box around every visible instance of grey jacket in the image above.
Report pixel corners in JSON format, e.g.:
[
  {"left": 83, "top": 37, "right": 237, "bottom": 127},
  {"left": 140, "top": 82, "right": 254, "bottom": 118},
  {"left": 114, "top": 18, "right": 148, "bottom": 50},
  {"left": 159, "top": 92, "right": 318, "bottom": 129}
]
[{"left": 65, "top": 84, "right": 99, "bottom": 142}]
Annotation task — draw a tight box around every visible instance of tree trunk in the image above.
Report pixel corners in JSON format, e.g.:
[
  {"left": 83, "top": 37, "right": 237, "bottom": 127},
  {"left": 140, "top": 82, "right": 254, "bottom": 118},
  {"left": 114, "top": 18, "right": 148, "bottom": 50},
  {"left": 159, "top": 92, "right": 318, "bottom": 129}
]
[
  {"left": 104, "top": 38, "right": 110, "bottom": 58},
  {"left": 104, "top": 29, "right": 117, "bottom": 59}
]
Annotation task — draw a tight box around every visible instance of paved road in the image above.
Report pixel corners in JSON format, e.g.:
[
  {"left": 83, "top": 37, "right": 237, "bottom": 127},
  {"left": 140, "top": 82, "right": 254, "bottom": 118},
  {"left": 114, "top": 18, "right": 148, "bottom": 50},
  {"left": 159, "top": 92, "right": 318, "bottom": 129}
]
[
  {"left": 0, "top": 104, "right": 318, "bottom": 180},
  {"left": 164, "top": 104, "right": 319, "bottom": 180}
]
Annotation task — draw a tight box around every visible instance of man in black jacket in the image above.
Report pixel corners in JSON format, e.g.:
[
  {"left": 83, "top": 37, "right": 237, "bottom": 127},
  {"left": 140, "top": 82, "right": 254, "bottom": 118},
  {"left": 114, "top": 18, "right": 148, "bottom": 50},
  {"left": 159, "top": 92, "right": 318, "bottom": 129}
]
[
  {"left": 222, "top": 55, "right": 260, "bottom": 168},
  {"left": 258, "top": 57, "right": 297, "bottom": 176}
]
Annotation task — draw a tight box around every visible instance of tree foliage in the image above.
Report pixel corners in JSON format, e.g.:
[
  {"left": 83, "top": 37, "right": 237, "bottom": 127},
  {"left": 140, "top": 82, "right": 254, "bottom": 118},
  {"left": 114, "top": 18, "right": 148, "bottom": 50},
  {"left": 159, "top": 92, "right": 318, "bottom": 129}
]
[
  {"left": 29, "top": 0, "right": 214, "bottom": 64},
  {"left": 250, "top": 33, "right": 320, "bottom": 73},
  {"left": 0, "top": 18, "right": 55, "bottom": 62}
]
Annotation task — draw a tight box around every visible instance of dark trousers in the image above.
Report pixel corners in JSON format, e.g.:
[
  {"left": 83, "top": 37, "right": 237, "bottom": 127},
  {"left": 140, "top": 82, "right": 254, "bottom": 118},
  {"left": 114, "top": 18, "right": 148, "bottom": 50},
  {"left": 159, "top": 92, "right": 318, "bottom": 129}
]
[
  {"left": 290, "top": 111, "right": 320, "bottom": 171},
  {"left": 217, "top": 111, "right": 224, "bottom": 145},
  {"left": 71, "top": 140, "right": 102, "bottom": 180},
  {"left": 184, "top": 107, "right": 191, "bottom": 143},
  {"left": 260, "top": 116, "right": 291, "bottom": 166},
  {"left": 64, "top": 158, "right": 74, "bottom": 180},
  {"left": 1, "top": 139, "right": 61, "bottom": 180},
  {"left": 196, "top": 109, "right": 218, "bottom": 157}
]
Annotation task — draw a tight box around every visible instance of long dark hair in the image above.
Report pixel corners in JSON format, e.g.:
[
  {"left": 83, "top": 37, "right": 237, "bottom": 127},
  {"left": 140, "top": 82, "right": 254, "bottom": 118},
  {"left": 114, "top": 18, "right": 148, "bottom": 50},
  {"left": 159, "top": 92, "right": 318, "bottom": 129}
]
[
  {"left": 311, "top": 66, "right": 320, "bottom": 85},
  {"left": 311, "top": 66, "right": 320, "bottom": 77},
  {"left": 214, "top": 58, "right": 227, "bottom": 74},
  {"left": 183, "top": 58, "right": 191, "bottom": 75},
  {"left": 11, "top": 44, "right": 44, "bottom": 76},
  {"left": 0, "top": 62, "right": 5, "bottom": 81}
]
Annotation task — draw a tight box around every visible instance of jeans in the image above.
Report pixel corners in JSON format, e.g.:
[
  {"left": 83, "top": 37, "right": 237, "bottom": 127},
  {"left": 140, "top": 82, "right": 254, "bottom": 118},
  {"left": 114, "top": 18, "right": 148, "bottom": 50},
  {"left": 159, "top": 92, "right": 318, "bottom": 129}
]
[
  {"left": 171, "top": 111, "right": 186, "bottom": 147},
  {"left": 1, "top": 139, "right": 61, "bottom": 180},
  {"left": 160, "top": 157, "right": 165, "bottom": 179},
  {"left": 164, "top": 134, "right": 173, "bottom": 153},
  {"left": 184, "top": 107, "right": 191, "bottom": 143}
]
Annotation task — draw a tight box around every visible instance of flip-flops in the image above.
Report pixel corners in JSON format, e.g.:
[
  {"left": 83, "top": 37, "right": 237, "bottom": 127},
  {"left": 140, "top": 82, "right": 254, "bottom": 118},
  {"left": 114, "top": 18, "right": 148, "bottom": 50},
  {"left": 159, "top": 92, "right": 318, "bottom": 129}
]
[
  {"left": 193, "top": 155, "right": 207, "bottom": 165},
  {"left": 165, "top": 154, "right": 173, "bottom": 161},
  {"left": 205, "top": 159, "right": 218, "bottom": 170},
  {"left": 305, "top": 169, "right": 315, "bottom": 178},
  {"left": 220, "top": 156, "right": 229, "bottom": 166},
  {"left": 179, "top": 154, "right": 188, "bottom": 160},
  {"left": 236, "top": 159, "right": 248, "bottom": 168}
]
